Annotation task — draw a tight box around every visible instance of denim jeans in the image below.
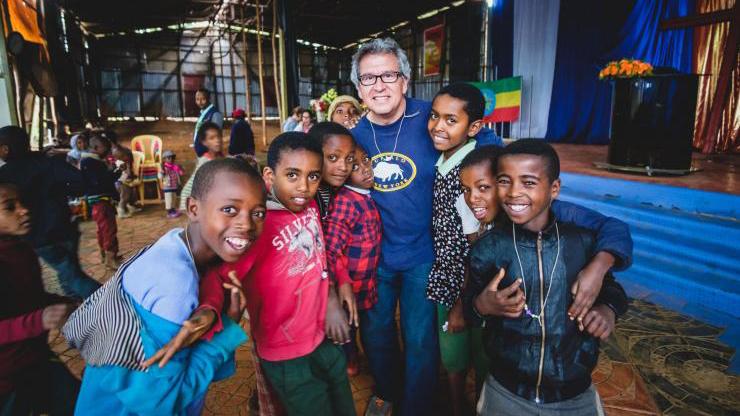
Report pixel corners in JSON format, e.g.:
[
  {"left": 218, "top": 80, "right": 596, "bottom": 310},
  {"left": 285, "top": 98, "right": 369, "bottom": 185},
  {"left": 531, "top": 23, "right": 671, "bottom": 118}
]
[
  {"left": 359, "top": 262, "right": 438, "bottom": 415},
  {"left": 36, "top": 236, "right": 100, "bottom": 299}
]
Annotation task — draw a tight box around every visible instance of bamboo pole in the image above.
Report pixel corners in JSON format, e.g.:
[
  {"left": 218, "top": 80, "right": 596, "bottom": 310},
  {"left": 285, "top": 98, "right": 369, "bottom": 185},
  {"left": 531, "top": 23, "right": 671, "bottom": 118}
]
[
  {"left": 255, "top": 0, "right": 267, "bottom": 146},
  {"left": 278, "top": 26, "right": 287, "bottom": 120},
  {"left": 239, "top": 3, "right": 252, "bottom": 122},
  {"left": 270, "top": 1, "right": 283, "bottom": 123}
]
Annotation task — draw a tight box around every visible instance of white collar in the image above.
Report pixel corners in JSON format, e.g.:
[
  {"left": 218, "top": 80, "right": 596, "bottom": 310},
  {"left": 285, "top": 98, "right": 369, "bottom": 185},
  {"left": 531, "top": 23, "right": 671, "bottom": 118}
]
[{"left": 344, "top": 184, "right": 371, "bottom": 195}]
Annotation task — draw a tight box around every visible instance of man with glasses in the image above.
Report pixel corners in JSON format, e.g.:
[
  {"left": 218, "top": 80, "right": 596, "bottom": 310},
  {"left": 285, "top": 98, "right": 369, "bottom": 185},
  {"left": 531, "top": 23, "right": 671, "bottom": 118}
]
[{"left": 350, "top": 37, "right": 440, "bottom": 416}]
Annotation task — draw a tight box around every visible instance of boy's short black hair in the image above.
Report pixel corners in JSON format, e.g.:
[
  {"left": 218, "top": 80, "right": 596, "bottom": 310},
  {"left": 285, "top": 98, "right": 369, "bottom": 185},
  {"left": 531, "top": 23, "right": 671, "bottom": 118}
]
[
  {"left": 434, "top": 82, "right": 485, "bottom": 122},
  {"left": 0, "top": 126, "right": 31, "bottom": 159},
  {"left": 308, "top": 122, "right": 355, "bottom": 146},
  {"left": 89, "top": 133, "right": 111, "bottom": 151},
  {"left": 198, "top": 121, "right": 221, "bottom": 142},
  {"left": 0, "top": 181, "right": 17, "bottom": 192},
  {"left": 500, "top": 138, "right": 560, "bottom": 183},
  {"left": 460, "top": 144, "right": 502, "bottom": 176},
  {"left": 196, "top": 88, "right": 210, "bottom": 98},
  {"left": 191, "top": 157, "right": 264, "bottom": 200},
  {"left": 266, "top": 132, "right": 323, "bottom": 170}
]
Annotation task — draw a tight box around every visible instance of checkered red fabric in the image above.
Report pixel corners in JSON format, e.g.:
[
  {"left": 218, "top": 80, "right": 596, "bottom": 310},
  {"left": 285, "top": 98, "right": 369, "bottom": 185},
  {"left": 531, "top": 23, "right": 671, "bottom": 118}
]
[{"left": 323, "top": 186, "right": 382, "bottom": 310}]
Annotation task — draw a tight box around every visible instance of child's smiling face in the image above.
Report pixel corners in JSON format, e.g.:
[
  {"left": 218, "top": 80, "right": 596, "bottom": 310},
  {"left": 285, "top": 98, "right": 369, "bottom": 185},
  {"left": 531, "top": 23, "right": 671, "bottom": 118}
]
[
  {"left": 188, "top": 171, "right": 267, "bottom": 263},
  {"left": 496, "top": 154, "right": 560, "bottom": 232},
  {"left": 0, "top": 185, "right": 31, "bottom": 237},
  {"left": 264, "top": 149, "right": 322, "bottom": 213},
  {"left": 349, "top": 148, "right": 374, "bottom": 190},
  {"left": 428, "top": 94, "right": 482, "bottom": 158},
  {"left": 460, "top": 160, "right": 498, "bottom": 225},
  {"left": 322, "top": 134, "right": 355, "bottom": 188}
]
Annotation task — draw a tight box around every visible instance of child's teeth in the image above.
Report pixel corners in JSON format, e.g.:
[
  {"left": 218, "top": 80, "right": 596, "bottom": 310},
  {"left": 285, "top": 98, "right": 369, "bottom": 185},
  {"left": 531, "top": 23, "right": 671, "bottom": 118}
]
[
  {"left": 226, "top": 237, "right": 247, "bottom": 249},
  {"left": 510, "top": 204, "right": 527, "bottom": 212}
]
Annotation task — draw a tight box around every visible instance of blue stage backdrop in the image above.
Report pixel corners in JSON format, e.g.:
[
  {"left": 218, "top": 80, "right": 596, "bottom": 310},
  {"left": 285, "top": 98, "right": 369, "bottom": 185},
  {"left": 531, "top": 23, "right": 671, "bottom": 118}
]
[{"left": 545, "top": 0, "right": 694, "bottom": 144}]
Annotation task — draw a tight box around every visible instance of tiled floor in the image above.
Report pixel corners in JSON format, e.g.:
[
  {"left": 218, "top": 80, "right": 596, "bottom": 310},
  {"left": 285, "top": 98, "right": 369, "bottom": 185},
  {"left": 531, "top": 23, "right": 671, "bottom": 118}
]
[{"left": 41, "top": 121, "right": 739, "bottom": 415}]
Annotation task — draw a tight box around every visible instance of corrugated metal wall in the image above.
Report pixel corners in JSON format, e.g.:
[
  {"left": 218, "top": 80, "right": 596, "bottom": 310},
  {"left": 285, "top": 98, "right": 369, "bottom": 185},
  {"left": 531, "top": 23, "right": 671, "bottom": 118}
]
[{"left": 94, "top": 30, "right": 282, "bottom": 118}]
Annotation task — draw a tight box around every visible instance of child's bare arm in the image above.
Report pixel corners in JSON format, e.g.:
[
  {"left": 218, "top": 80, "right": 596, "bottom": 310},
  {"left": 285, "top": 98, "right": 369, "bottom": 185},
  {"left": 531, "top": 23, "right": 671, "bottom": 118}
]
[
  {"left": 568, "top": 251, "right": 615, "bottom": 322},
  {"left": 325, "top": 284, "right": 350, "bottom": 345}
]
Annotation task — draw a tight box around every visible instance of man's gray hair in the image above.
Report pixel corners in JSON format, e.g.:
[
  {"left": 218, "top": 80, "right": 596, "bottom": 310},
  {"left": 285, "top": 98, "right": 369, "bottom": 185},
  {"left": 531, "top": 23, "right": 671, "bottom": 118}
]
[{"left": 350, "top": 37, "right": 412, "bottom": 89}]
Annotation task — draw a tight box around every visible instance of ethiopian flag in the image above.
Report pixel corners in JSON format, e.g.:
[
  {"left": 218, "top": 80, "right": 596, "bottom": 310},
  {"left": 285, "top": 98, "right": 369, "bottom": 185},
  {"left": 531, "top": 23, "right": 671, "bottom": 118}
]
[{"left": 470, "top": 77, "right": 522, "bottom": 123}]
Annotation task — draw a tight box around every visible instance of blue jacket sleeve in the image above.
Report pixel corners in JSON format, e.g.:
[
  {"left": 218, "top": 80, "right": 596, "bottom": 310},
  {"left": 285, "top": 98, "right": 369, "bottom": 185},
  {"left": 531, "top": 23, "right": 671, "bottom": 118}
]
[
  {"left": 100, "top": 315, "right": 247, "bottom": 415},
  {"left": 551, "top": 199, "right": 633, "bottom": 270},
  {"left": 474, "top": 127, "right": 504, "bottom": 148}
]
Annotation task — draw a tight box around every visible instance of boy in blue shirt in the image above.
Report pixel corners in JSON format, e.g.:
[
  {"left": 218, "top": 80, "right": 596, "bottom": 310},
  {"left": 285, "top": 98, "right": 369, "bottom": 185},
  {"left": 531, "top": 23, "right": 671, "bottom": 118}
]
[{"left": 65, "top": 158, "right": 265, "bottom": 415}]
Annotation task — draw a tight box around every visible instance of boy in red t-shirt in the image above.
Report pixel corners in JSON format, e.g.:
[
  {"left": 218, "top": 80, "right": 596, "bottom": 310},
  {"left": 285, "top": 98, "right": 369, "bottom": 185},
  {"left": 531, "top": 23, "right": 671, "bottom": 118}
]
[{"left": 199, "top": 132, "right": 355, "bottom": 415}]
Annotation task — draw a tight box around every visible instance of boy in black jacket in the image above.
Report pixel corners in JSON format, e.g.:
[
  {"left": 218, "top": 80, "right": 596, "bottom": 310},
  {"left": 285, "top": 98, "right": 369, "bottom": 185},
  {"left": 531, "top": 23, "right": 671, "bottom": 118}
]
[
  {"left": 465, "top": 139, "right": 628, "bottom": 415},
  {"left": 80, "top": 134, "right": 120, "bottom": 270}
]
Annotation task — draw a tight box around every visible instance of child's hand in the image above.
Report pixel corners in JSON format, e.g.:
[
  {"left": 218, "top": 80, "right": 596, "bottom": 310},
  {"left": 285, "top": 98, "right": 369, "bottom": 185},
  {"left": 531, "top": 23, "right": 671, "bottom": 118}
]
[
  {"left": 579, "top": 304, "right": 616, "bottom": 340},
  {"left": 474, "top": 268, "right": 525, "bottom": 318},
  {"left": 325, "top": 287, "right": 350, "bottom": 345},
  {"left": 338, "top": 282, "right": 358, "bottom": 327},
  {"left": 42, "top": 303, "right": 76, "bottom": 330},
  {"left": 568, "top": 252, "right": 614, "bottom": 323},
  {"left": 446, "top": 300, "right": 466, "bottom": 333},
  {"left": 222, "top": 271, "right": 247, "bottom": 322},
  {"left": 142, "top": 308, "right": 217, "bottom": 369}
]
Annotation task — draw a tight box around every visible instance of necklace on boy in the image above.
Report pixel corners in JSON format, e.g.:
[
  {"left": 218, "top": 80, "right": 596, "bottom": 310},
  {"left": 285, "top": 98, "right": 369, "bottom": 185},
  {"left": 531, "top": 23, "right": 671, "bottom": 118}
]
[
  {"left": 511, "top": 222, "right": 561, "bottom": 326},
  {"left": 369, "top": 111, "right": 405, "bottom": 161},
  {"left": 184, "top": 225, "right": 193, "bottom": 257}
]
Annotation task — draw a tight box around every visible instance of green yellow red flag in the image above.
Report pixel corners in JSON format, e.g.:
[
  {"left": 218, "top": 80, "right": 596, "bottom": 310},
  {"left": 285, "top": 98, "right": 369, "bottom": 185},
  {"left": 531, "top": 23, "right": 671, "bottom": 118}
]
[{"left": 470, "top": 77, "right": 522, "bottom": 123}]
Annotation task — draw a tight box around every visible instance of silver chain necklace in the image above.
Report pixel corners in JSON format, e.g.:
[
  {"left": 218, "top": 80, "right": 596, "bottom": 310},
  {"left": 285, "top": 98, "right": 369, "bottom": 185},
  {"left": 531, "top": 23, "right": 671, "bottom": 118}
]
[
  {"left": 369, "top": 111, "right": 406, "bottom": 161},
  {"left": 512, "top": 221, "right": 560, "bottom": 326}
]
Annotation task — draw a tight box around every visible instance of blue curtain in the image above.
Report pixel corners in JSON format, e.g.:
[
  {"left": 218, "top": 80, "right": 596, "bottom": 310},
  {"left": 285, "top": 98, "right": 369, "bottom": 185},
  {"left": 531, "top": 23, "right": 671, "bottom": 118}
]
[
  {"left": 489, "top": 0, "right": 514, "bottom": 80},
  {"left": 545, "top": 0, "right": 694, "bottom": 144}
]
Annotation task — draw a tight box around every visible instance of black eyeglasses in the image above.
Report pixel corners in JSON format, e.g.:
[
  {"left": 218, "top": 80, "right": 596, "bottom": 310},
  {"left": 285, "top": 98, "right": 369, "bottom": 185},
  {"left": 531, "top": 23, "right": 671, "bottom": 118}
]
[{"left": 358, "top": 71, "right": 405, "bottom": 86}]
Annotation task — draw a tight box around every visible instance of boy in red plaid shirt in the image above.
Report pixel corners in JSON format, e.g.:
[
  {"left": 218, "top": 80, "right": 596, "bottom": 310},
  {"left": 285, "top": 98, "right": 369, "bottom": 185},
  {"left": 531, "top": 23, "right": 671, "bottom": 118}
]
[{"left": 324, "top": 144, "right": 382, "bottom": 376}]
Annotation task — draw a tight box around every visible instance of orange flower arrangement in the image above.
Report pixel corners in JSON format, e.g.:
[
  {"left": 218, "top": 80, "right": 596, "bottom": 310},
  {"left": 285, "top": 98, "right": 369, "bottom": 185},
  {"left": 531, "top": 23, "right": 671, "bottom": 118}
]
[{"left": 599, "top": 59, "right": 653, "bottom": 79}]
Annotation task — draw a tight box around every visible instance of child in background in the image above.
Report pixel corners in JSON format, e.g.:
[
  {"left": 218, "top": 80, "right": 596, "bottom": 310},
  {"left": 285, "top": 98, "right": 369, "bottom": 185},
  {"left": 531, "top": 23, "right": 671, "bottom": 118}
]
[
  {"left": 324, "top": 144, "right": 382, "bottom": 377},
  {"left": 160, "top": 150, "right": 184, "bottom": 218},
  {"left": 197, "top": 133, "right": 355, "bottom": 415},
  {"left": 424, "top": 83, "right": 491, "bottom": 416},
  {"left": 80, "top": 134, "right": 121, "bottom": 270},
  {"left": 465, "top": 140, "right": 629, "bottom": 415},
  {"left": 112, "top": 145, "right": 141, "bottom": 219},
  {"left": 67, "top": 130, "right": 91, "bottom": 167},
  {"left": 328, "top": 95, "right": 363, "bottom": 129},
  {"left": 179, "top": 121, "right": 224, "bottom": 212},
  {"left": 66, "top": 158, "right": 262, "bottom": 415},
  {"left": 0, "top": 182, "right": 80, "bottom": 415},
  {"left": 228, "top": 108, "right": 255, "bottom": 158}
]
